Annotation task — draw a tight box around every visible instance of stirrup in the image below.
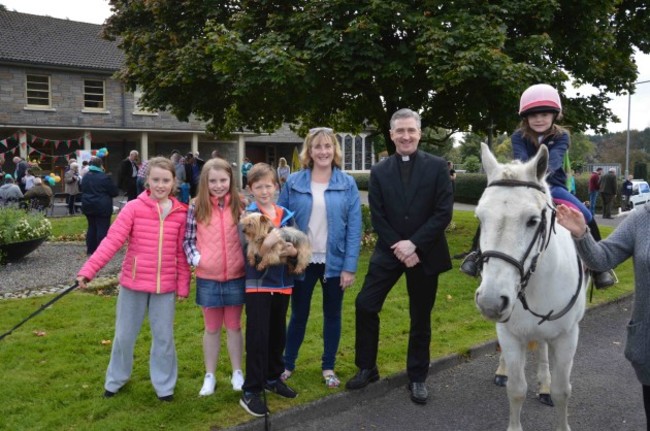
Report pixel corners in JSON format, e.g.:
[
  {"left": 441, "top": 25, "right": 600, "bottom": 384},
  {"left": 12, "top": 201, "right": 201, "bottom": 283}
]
[{"left": 460, "top": 251, "right": 481, "bottom": 277}]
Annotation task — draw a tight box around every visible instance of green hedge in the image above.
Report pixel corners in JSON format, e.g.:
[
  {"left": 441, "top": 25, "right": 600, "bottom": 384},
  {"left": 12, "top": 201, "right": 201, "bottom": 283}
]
[
  {"left": 453, "top": 173, "right": 620, "bottom": 210},
  {"left": 349, "top": 172, "right": 370, "bottom": 191}
]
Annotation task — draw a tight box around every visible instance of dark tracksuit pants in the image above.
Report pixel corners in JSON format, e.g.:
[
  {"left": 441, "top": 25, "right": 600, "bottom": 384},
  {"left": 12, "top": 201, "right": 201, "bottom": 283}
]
[{"left": 242, "top": 291, "right": 290, "bottom": 394}]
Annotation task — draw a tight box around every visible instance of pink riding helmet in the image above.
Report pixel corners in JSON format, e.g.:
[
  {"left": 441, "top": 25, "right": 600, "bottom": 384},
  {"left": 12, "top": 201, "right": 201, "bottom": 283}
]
[{"left": 518, "top": 84, "right": 562, "bottom": 117}]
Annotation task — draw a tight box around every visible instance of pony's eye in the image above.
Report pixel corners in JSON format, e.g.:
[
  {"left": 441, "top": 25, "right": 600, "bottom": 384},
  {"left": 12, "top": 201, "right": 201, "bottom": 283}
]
[{"left": 526, "top": 217, "right": 539, "bottom": 227}]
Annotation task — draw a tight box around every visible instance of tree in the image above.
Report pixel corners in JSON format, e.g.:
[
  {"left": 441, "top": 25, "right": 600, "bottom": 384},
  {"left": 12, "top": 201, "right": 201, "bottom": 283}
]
[{"left": 105, "top": 0, "right": 650, "bottom": 153}]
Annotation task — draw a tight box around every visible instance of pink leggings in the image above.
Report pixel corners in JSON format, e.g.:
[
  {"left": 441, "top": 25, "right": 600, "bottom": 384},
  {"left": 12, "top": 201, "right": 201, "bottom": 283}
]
[{"left": 202, "top": 305, "right": 243, "bottom": 332}]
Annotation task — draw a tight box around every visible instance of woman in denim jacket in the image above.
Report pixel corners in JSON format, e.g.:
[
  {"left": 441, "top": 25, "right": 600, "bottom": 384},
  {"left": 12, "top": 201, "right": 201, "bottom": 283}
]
[{"left": 278, "top": 127, "right": 362, "bottom": 388}]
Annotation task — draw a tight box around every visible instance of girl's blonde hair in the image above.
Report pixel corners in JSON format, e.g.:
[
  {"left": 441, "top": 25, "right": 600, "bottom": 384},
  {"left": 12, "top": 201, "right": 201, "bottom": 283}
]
[
  {"left": 299, "top": 129, "right": 342, "bottom": 169},
  {"left": 278, "top": 157, "right": 287, "bottom": 167},
  {"left": 518, "top": 118, "right": 569, "bottom": 146},
  {"left": 194, "top": 158, "right": 242, "bottom": 224},
  {"left": 145, "top": 157, "right": 177, "bottom": 196}
]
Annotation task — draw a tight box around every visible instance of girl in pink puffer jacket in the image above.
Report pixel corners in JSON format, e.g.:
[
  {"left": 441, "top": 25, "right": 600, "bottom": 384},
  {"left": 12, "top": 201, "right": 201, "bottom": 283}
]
[{"left": 77, "top": 157, "right": 190, "bottom": 402}]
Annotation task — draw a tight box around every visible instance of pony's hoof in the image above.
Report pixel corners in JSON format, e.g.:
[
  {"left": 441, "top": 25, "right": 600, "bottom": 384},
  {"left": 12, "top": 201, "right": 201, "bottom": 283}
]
[
  {"left": 494, "top": 374, "right": 507, "bottom": 386},
  {"left": 537, "top": 393, "right": 554, "bottom": 406}
]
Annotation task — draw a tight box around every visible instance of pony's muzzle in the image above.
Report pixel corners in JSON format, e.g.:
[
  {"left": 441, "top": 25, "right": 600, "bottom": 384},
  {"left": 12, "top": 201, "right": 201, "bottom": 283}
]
[{"left": 475, "top": 287, "right": 511, "bottom": 322}]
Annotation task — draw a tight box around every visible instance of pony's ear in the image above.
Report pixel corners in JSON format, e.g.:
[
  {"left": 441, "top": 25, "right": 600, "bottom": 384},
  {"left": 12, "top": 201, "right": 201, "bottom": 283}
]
[
  {"left": 533, "top": 144, "right": 549, "bottom": 182},
  {"left": 480, "top": 142, "right": 500, "bottom": 182}
]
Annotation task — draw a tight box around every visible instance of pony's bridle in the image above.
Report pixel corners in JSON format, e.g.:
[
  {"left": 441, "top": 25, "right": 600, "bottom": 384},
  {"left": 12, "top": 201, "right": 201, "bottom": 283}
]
[{"left": 478, "top": 179, "right": 583, "bottom": 325}]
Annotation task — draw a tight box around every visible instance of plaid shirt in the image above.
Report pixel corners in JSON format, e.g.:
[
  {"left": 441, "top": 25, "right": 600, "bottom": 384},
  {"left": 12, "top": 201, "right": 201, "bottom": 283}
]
[
  {"left": 183, "top": 203, "right": 200, "bottom": 266},
  {"left": 137, "top": 160, "right": 149, "bottom": 180}
]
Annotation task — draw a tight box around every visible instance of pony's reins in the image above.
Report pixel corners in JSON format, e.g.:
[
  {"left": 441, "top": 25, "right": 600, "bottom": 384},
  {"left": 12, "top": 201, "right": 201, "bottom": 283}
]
[
  {"left": 479, "top": 179, "right": 584, "bottom": 325},
  {"left": 0, "top": 281, "right": 79, "bottom": 341}
]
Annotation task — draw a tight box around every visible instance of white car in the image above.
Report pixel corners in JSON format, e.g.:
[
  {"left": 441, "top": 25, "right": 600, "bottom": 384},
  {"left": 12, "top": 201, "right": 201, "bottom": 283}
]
[{"left": 629, "top": 180, "right": 650, "bottom": 209}]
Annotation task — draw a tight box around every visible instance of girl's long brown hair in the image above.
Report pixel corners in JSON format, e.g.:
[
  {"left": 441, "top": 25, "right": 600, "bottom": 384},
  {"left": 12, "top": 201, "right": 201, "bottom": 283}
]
[
  {"left": 194, "top": 158, "right": 243, "bottom": 224},
  {"left": 518, "top": 118, "right": 569, "bottom": 147}
]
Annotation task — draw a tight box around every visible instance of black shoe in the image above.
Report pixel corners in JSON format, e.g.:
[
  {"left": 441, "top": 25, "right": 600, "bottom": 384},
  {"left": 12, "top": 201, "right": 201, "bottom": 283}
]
[
  {"left": 408, "top": 382, "right": 429, "bottom": 404},
  {"left": 158, "top": 394, "right": 173, "bottom": 402},
  {"left": 345, "top": 367, "right": 380, "bottom": 390},
  {"left": 460, "top": 251, "right": 480, "bottom": 277},
  {"left": 593, "top": 270, "right": 615, "bottom": 289},
  {"left": 103, "top": 390, "right": 116, "bottom": 398},
  {"left": 265, "top": 379, "right": 297, "bottom": 399},
  {"left": 239, "top": 392, "right": 269, "bottom": 417}
]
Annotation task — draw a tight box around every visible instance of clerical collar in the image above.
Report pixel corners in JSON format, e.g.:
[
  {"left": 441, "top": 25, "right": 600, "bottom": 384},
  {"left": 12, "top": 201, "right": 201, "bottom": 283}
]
[{"left": 396, "top": 151, "right": 416, "bottom": 162}]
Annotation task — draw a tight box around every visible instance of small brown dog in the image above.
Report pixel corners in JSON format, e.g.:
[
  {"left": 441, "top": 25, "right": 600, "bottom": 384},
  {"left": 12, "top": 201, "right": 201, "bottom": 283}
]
[{"left": 240, "top": 212, "right": 311, "bottom": 274}]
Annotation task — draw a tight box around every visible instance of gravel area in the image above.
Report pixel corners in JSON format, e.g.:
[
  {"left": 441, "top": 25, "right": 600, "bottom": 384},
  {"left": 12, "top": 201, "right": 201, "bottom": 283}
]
[{"left": 1, "top": 242, "right": 125, "bottom": 298}]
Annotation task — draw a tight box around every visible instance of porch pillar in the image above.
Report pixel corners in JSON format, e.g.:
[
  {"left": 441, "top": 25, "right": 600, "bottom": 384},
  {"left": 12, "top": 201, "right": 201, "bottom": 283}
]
[
  {"left": 140, "top": 132, "right": 149, "bottom": 161},
  {"left": 83, "top": 131, "right": 92, "bottom": 151},
  {"left": 191, "top": 133, "right": 199, "bottom": 156},
  {"left": 236, "top": 135, "right": 245, "bottom": 189}
]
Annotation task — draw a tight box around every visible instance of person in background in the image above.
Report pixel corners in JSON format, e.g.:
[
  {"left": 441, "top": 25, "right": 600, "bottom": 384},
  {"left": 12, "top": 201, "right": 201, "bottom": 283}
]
[
  {"left": 22, "top": 168, "right": 36, "bottom": 191},
  {"left": 80, "top": 160, "right": 90, "bottom": 178},
  {"left": 170, "top": 152, "right": 189, "bottom": 204},
  {"left": 79, "top": 157, "right": 120, "bottom": 255},
  {"left": 277, "top": 157, "right": 291, "bottom": 190},
  {"left": 346, "top": 108, "right": 453, "bottom": 405},
  {"left": 622, "top": 174, "right": 634, "bottom": 211},
  {"left": 211, "top": 149, "right": 223, "bottom": 159},
  {"left": 184, "top": 158, "right": 246, "bottom": 396},
  {"left": 0, "top": 175, "right": 24, "bottom": 203},
  {"left": 448, "top": 161, "right": 456, "bottom": 195},
  {"left": 23, "top": 177, "right": 53, "bottom": 211},
  {"left": 239, "top": 163, "right": 299, "bottom": 418},
  {"left": 589, "top": 167, "right": 603, "bottom": 216},
  {"left": 241, "top": 157, "right": 253, "bottom": 190},
  {"left": 64, "top": 162, "right": 81, "bottom": 215},
  {"left": 278, "top": 127, "right": 362, "bottom": 388},
  {"left": 12, "top": 156, "right": 29, "bottom": 194},
  {"left": 184, "top": 152, "right": 205, "bottom": 198},
  {"left": 118, "top": 150, "right": 139, "bottom": 201},
  {"left": 600, "top": 168, "right": 618, "bottom": 219},
  {"left": 556, "top": 203, "right": 650, "bottom": 431},
  {"left": 136, "top": 158, "right": 149, "bottom": 196},
  {"left": 77, "top": 157, "right": 190, "bottom": 402}
]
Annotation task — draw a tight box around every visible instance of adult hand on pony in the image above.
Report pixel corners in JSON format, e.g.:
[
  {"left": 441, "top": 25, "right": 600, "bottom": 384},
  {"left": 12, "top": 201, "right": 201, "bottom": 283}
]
[{"left": 556, "top": 204, "right": 589, "bottom": 238}]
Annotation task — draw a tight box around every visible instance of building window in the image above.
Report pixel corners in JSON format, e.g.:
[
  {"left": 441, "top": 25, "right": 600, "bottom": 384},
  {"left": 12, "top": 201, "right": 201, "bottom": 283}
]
[
  {"left": 133, "top": 86, "right": 157, "bottom": 115},
  {"left": 26, "top": 74, "right": 51, "bottom": 107},
  {"left": 84, "top": 79, "right": 105, "bottom": 110}
]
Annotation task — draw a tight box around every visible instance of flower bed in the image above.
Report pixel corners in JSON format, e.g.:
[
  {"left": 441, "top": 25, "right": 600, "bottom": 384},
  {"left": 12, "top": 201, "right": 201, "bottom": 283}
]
[{"left": 0, "top": 207, "right": 52, "bottom": 264}]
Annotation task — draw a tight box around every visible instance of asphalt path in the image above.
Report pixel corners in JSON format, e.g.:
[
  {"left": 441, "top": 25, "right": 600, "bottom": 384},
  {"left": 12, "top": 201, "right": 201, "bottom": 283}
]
[{"left": 227, "top": 296, "right": 642, "bottom": 431}]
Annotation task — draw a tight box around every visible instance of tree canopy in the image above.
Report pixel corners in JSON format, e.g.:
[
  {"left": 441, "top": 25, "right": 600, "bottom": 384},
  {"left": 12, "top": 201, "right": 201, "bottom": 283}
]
[{"left": 105, "top": 0, "right": 650, "bottom": 153}]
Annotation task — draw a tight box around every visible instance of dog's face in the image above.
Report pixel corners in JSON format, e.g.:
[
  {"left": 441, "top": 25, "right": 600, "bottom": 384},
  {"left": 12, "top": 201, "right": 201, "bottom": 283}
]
[{"left": 240, "top": 213, "right": 274, "bottom": 241}]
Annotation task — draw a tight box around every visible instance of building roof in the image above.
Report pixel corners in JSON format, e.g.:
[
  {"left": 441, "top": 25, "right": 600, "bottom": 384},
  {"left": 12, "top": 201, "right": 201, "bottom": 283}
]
[
  {"left": 0, "top": 10, "right": 123, "bottom": 71},
  {"left": 246, "top": 124, "right": 305, "bottom": 144}
]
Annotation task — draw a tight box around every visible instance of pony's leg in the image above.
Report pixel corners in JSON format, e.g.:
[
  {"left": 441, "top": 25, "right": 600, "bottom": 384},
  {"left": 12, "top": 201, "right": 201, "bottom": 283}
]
[
  {"left": 549, "top": 329, "right": 579, "bottom": 431},
  {"left": 495, "top": 347, "right": 508, "bottom": 386},
  {"left": 501, "top": 339, "right": 527, "bottom": 431},
  {"left": 536, "top": 341, "right": 553, "bottom": 406}
]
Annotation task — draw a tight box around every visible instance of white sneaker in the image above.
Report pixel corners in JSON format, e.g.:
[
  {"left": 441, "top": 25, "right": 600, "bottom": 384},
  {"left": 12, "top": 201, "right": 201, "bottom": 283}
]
[
  {"left": 199, "top": 373, "right": 216, "bottom": 396},
  {"left": 231, "top": 370, "right": 244, "bottom": 391}
]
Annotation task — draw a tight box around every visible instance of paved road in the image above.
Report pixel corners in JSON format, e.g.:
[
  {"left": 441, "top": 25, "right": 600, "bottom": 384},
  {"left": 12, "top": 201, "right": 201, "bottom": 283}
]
[{"left": 228, "top": 296, "right": 642, "bottom": 431}]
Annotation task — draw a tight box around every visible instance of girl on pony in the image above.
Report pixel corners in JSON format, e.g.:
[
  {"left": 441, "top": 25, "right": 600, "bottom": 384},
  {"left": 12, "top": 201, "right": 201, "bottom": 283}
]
[
  {"left": 462, "top": 84, "right": 615, "bottom": 289},
  {"left": 184, "top": 158, "right": 246, "bottom": 396}
]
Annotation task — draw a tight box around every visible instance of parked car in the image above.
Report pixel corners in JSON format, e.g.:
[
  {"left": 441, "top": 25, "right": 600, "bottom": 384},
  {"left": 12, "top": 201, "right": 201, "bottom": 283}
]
[{"left": 629, "top": 179, "right": 650, "bottom": 209}]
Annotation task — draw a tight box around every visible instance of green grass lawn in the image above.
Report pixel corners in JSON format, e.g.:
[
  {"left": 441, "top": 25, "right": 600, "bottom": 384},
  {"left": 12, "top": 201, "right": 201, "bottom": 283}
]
[{"left": 0, "top": 211, "right": 633, "bottom": 430}]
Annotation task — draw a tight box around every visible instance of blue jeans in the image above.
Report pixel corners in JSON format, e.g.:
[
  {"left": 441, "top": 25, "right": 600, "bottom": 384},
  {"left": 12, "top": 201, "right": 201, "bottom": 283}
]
[
  {"left": 589, "top": 191, "right": 599, "bottom": 216},
  {"left": 284, "top": 263, "right": 344, "bottom": 372},
  {"left": 551, "top": 185, "right": 592, "bottom": 223}
]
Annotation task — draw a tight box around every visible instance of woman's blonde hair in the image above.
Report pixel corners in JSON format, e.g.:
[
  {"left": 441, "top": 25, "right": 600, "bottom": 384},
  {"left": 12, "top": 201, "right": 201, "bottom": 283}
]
[
  {"left": 145, "top": 157, "right": 177, "bottom": 196},
  {"left": 194, "top": 158, "right": 242, "bottom": 224},
  {"left": 299, "top": 129, "right": 342, "bottom": 169},
  {"left": 278, "top": 157, "right": 287, "bottom": 167}
]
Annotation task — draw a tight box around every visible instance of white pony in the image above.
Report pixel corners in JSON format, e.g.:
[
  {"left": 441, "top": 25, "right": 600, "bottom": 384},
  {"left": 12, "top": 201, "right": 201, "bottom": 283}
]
[{"left": 474, "top": 143, "right": 586, "bottom": 431}]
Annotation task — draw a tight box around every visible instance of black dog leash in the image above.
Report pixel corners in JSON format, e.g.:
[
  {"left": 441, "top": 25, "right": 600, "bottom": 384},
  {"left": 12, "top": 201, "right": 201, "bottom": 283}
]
[{"left": 0, "top": 281, "right": 79, "bottom": 341}]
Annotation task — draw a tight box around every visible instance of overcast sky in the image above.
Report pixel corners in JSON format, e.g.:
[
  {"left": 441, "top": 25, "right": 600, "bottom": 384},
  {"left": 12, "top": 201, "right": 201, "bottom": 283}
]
[{"left": 3, "top": 0, "right": 650, "bottom": 133}]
